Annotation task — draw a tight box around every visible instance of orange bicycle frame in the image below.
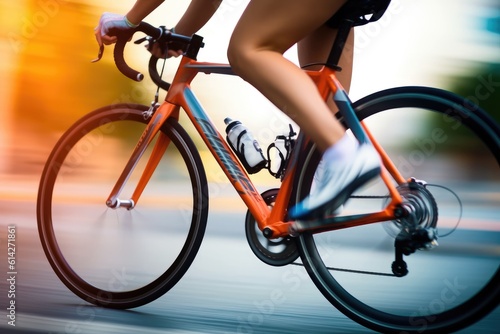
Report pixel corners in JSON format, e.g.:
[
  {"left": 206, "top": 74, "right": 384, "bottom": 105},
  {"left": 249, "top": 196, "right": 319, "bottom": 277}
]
[{"left": 106, "top": 55, "right": 405, "bottom": 239}]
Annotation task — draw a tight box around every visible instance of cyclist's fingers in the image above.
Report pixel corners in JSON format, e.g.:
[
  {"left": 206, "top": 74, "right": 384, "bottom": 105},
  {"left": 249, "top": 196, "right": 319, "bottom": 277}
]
[
  {"left": 94, "top": 27, "right": 103, "bottom": 47},
  {"left": 151, "top": 49, "right": 166, "bottom": 58},
  {"left": 102, "top": 35, "right": 118, "bottom": 45},
  {"left": 148, "top": 42, "right": 163, "bottom": 58},
  {"left": 94, "top": 29, "right": 117, "bottom": 46},
  {"left": 94, "top": 24, "right": 118, "bottom": 46},
  {"left": 168, "top": 49, "right": 183, "bottom": 58},
  {"left": 148, "top": 42, "right": 183, "bottom": 58}
]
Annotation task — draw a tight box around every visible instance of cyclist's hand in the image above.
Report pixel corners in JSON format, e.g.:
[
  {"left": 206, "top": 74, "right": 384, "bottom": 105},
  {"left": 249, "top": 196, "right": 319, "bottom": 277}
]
[
  {"left": 95, "top": 12, "right": 138, "bottom": 47},
  {"left": 148, "top": 40, "right": 184, "bottom": 59}
]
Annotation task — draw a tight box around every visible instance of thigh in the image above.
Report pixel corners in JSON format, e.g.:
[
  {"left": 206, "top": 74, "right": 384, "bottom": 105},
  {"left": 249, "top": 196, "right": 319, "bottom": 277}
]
[
  {"left": 230, "top": 0, "right": 348, "bottom": 54},
  {"left": 298, "top": 26, "right": 354, "bottom": 92}
]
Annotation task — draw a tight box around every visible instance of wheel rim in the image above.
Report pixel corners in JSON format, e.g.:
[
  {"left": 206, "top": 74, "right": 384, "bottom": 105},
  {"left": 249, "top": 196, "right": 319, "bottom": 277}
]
[
  {"left": 37, "top": 107, "right": 208, "bottom": 308},
  {"left": 295, "top": 88, "right": 500, "bottom": 333}
]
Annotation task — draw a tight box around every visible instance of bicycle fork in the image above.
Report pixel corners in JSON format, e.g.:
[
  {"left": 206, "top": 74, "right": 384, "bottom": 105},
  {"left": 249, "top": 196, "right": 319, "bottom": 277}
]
[{"left": 106, "top": 103, "right": 180, "bottom": 210}]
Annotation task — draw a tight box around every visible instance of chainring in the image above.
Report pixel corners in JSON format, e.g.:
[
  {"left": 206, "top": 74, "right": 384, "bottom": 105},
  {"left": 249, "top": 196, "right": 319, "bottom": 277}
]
[{"left": 245, "top": 189, "right": 299, "bottom": 266}]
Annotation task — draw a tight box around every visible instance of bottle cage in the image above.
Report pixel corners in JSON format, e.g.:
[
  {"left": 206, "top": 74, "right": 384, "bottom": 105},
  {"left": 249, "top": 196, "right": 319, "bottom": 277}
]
[{"left": 266, "top": 125, "right": 297, "bottom": 180}]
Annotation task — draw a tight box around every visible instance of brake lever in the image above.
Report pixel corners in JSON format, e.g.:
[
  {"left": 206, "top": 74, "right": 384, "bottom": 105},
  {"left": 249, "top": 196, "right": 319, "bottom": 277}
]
[
  {"left": 91, "top": 44, "right": 104, "bottom": 63},
  {"left": 134, "top": 36, "right": 150, "bottom": 45},
  {"left": 134, "top": 36, "right": 156, "bottom": 52}
]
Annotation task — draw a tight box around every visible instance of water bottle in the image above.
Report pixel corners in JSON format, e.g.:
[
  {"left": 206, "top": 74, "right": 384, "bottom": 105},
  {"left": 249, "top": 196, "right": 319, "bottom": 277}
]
[{"left": 224, "top": 117, "right": 267, "bottom": 174}]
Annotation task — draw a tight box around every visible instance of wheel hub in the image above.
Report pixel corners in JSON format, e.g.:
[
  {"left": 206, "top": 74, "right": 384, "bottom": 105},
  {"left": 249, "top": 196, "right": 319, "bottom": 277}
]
[{"left": 383, "top": 178, "right": 438, "bottom": 237}]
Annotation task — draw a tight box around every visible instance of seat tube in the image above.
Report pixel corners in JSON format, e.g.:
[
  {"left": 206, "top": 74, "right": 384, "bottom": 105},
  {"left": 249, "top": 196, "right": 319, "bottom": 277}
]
[{"left": 329, "top": 75, "right": 370, "bottom": 145}]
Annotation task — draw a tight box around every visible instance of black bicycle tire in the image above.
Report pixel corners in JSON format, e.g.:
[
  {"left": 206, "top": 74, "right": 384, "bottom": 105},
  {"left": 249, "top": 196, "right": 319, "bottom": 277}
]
[
  {"left": 37, "top": 104, "right": 209, "bottom": 309},
  {"left": 294, "top": 86, "right": 500, "bottom": 333}
]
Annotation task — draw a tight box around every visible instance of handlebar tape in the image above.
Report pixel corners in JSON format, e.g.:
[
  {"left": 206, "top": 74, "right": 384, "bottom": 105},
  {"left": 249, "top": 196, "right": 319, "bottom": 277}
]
[
  {"left": 111, "top": 22, "right": 163, "bottom": 82},
  {"left": 110, "top": 22, "right": 198, "bottom": 86}
]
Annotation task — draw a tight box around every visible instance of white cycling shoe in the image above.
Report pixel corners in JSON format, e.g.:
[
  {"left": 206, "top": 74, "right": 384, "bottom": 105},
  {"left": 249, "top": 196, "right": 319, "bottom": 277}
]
[
  {"left": 311, "top": 158, "right": 344, "bottom": 216},
  {"left": 289, "top": 144, "right": 381, "bottom": 220}
]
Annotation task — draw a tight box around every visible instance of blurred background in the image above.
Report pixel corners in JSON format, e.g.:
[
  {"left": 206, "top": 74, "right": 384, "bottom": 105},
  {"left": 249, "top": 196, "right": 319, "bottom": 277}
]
[
  {"left": 0, "top": 1, "right": 499, "bottom": 333},
  {"left": 0, "top": 0, "right": 498, "bottom": 182}
]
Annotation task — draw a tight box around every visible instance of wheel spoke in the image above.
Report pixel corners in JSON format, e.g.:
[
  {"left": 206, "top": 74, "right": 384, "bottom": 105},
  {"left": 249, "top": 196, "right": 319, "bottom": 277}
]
[
  {"left": 37, "top": 107, "right": 208, "bottom": 308},
  {"left": 294, "top": 87, "right": 500, "bottom": 333}
]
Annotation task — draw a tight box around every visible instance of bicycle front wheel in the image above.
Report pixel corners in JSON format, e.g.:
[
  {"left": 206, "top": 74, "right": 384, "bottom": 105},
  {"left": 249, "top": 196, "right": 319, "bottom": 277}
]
[
  {"left": 295, "top": 87, "right": 499, "bottom": 333},
  {"left": 37, "top": 104, "right": 208, "bottom": 309}
]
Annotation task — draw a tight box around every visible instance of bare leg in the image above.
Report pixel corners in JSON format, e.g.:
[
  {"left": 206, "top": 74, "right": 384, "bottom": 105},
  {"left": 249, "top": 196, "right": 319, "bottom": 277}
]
[
  {"left": 228, "top": 0, "right": 380, "bottom": 219},
  {"left": 298, "top": 25, "right": 354, "bottom": 99},
  {"left": 298, "top": 26, "right": 355, "bottom": 199},
  {"left": 227, "top": 0, "right": 348, "bottom": 152}
]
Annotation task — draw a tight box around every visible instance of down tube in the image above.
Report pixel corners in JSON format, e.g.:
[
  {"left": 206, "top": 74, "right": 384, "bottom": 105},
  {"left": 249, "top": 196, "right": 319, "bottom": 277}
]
[{"left": 182, "top": 87, "right": 270, "bottom": 221}]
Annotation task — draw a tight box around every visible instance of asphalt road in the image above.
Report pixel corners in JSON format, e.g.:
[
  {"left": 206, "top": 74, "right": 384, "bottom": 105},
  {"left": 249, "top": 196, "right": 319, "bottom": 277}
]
[{"left": 0, "top": 189, "right": 499, "bottom": 334}]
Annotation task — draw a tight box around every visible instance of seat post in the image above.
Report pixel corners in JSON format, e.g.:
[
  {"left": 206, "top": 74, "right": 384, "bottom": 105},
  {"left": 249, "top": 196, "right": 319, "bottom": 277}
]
[{"left": 326, "top": 19, "right": 355, "bottom": 70}]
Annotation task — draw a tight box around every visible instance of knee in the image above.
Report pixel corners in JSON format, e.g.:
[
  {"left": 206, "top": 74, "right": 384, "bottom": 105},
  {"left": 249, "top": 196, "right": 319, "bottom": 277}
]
[{"left": 227, "top": 37, "right": 251, "bottom": 77}]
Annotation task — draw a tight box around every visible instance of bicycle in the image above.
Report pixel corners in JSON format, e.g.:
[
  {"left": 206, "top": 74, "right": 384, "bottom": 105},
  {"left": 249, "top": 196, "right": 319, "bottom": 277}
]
[{"left": 37, "top": 1, "right": 499, "bottom": 333}]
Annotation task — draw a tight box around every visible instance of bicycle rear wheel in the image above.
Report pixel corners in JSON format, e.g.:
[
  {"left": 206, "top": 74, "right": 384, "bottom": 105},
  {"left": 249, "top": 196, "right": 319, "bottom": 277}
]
[
  {"left": 294, "top": 87, "right": 500, "bottom": 333},
  {"left": 37, "top": 104, "right": 208, "bottom": 309}
]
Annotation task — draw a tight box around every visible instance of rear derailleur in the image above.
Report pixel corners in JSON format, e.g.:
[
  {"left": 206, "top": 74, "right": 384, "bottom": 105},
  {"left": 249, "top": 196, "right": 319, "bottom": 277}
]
[
  {"left": 390, "top": 179, "right": 439, "bottom": 277},
  {"left": 392, "top": 227, "right": 438, "bottom": 277}
]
